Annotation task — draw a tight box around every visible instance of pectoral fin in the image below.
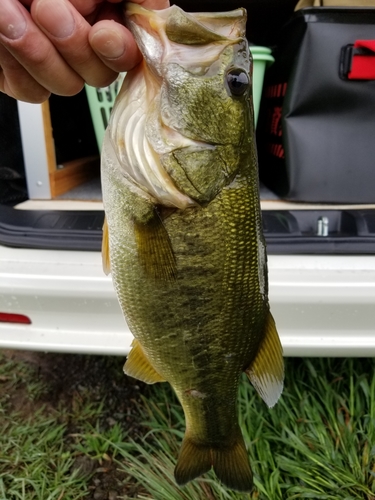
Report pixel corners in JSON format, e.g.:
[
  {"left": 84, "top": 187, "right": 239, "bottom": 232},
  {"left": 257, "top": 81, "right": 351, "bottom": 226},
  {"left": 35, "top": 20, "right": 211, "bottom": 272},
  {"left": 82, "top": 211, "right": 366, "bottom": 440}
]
[
  {"left": 245, "top": 312, "right": 284, "bottom": 408},
  {"left": 102, "top": 217, "right": 110, "bottom": 275},
  {"left": 134, "top": 208, "right": 177, "bottom": 281},
  {"left": 124, "top": 339, "right": 166, "bottom": 384}
]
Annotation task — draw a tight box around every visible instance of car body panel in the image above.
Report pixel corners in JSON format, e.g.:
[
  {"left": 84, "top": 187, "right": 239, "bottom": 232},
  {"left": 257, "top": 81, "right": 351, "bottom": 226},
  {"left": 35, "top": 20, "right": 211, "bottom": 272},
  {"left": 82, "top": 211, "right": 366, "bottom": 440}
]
[{"left": 1, "top": 243, "right": 374, "bottom": 356}]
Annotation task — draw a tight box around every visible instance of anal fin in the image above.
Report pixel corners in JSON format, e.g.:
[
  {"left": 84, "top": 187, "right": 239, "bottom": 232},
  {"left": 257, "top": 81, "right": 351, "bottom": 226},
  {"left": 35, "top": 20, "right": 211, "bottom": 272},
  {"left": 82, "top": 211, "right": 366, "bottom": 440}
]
[
  {"left": 134, "top": 207, "right": 177, "bottom": 281},
  {"left": 124, "top": 339, "right": 166, "bottom": 384},
  {"left": 245, "top": 311, "right": 284, "bottom": 408},
  {"left": 101, "top": 217, "right": 110, "bottom": 275}
]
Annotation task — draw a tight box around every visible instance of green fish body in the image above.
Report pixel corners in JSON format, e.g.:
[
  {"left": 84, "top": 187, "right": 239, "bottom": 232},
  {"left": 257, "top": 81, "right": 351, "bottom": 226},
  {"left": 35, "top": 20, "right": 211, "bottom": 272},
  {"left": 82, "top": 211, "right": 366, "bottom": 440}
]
[{"left": 101, "top": 4, "right": 284, "bottom": 492}]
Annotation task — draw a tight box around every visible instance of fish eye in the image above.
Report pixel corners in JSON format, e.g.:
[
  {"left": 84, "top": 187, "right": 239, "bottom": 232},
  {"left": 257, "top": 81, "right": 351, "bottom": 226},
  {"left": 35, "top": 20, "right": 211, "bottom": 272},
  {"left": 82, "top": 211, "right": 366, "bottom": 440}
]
[{"left": 226, "top": 69, "right": 250, "bottom": 97}]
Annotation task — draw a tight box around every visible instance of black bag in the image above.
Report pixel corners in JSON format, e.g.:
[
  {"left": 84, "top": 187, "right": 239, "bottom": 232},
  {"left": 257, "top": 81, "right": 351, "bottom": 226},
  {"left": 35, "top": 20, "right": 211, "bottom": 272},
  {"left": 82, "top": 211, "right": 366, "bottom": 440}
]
[
  {"left": 0, "top": 94, "right": 27, "bottom": 205},
  {"left": 257, "top": 8, "right": 375, "bottom": 203}
]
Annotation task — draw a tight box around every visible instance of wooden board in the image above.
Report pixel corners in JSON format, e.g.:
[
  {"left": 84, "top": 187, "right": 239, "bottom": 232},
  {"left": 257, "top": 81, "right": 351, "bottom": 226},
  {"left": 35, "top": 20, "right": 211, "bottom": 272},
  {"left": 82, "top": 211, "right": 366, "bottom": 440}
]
[
  {"left": 40, "top": 100, "right": 100, "bottom": 199},
  {"left": 49, "top": 156, "right": 100, "bottom": 198}
]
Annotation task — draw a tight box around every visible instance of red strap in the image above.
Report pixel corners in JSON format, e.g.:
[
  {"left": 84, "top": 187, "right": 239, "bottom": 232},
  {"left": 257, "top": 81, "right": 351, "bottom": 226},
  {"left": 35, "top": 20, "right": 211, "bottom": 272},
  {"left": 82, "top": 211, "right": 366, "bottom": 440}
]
[{"left": 348, "top": 40, "right": 375, "bottom": 80}]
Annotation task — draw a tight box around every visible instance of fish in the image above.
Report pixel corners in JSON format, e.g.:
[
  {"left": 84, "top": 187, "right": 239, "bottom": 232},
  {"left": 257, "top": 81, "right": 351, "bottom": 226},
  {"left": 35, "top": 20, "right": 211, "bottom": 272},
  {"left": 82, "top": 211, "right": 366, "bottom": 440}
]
[{"left": 101, "top": 3, "right": 284, "bottom": 493}]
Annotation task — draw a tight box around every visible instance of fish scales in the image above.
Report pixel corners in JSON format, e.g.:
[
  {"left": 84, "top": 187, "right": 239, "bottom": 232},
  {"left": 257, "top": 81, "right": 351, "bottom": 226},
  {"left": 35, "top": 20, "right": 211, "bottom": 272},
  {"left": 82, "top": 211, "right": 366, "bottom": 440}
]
[{"left": 101, "top": 3, "right": 284, "bottom": 492}]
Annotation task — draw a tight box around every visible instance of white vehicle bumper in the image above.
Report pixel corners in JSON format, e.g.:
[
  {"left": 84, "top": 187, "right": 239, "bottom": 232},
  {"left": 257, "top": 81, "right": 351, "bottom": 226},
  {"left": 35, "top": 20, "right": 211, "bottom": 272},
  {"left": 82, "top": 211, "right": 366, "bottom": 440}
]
[{"left": 1, "top": 245, "right": 375, "bottom": 356}]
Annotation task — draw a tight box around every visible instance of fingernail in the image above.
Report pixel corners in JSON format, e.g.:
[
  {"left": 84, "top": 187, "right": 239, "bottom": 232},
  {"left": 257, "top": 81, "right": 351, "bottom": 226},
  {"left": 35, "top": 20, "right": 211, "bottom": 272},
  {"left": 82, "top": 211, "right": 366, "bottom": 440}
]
[
  {"left": 91, "top": 29, "right": 125, "bottom": 59},
  {"left": 35, "top": 0, "right": 75, "bottom": 39},
  {"left": 0, "top": 0, "right": 27, "bottom": 40}
]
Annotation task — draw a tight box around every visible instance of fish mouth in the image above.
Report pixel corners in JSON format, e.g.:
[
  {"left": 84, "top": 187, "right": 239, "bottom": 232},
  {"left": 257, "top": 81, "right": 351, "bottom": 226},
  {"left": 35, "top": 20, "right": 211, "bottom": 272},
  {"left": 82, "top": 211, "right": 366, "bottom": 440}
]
[
  {"left": 125, "top": 4, "right": 247, "bottom": 78},
  {"left": 125, "top": 3, "right": 247, "bottom": 45}
]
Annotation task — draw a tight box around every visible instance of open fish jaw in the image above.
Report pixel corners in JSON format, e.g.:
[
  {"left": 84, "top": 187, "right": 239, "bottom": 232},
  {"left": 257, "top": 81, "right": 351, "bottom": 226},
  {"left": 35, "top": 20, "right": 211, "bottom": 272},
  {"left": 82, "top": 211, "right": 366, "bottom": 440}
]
[{"left": 126, "top": 4, "right": 247, "bottom": 58}]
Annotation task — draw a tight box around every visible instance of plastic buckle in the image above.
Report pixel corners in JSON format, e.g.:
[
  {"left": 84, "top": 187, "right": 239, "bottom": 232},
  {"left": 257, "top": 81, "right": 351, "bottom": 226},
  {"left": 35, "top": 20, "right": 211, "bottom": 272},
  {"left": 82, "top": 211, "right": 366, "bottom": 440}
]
[
  {"left": 339, "top": 44, "right": 354, "bottom": 80},
  {"left": 340, "top": 44, "right": 375, "bottom": 80}
]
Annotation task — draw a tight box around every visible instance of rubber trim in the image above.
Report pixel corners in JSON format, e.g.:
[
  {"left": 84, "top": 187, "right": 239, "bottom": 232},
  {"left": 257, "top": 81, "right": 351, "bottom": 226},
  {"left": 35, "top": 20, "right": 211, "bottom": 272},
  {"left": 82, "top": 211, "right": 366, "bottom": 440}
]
[
  {"left": 0, "top": 205, "right": 103, "bottom": 251},
  {"left": 1, "top": 205, "right": 375, "bottom": 254}
]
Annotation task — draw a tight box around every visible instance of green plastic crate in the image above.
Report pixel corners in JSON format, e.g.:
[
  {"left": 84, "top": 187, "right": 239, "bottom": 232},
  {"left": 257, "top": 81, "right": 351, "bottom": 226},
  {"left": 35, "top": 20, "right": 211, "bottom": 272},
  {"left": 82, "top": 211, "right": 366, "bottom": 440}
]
[
  {"left": 249, "top": 46, "right": 274, "bottom": 126},
  {"left": 85, "top": 73, "right": 125, "bottom": 150}
]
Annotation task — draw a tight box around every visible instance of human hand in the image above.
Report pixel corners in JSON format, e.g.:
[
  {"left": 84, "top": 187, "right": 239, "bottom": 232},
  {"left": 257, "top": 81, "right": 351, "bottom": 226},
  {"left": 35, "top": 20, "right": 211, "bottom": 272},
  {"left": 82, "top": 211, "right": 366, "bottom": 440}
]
[{"left": 0, "top": 0, "right": 169, "bottom": 103}]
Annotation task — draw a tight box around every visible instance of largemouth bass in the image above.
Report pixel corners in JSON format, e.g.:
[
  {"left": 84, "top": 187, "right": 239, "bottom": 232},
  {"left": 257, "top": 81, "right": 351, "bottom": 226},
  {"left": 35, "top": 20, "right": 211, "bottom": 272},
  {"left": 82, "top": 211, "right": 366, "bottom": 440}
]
[{"left": 101, "top": 3, "right": 284, "bottom": 492}]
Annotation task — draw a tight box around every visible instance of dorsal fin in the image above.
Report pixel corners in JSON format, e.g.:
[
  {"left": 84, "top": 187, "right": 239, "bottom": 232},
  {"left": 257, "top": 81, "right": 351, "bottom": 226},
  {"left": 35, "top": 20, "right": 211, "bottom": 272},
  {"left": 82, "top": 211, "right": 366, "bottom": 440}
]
[{"left": 245, "top": 311, "right": 284, "bottom": 408}]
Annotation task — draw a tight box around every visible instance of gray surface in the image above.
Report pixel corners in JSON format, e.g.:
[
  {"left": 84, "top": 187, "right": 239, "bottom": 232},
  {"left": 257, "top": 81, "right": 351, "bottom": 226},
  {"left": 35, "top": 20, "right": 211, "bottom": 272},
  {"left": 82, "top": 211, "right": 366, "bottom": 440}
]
[
  {"left": 57, "top": 176, "right": 102, "bottom": 201},
  {"left": 260, "top": 182, "right": 279, "bottom": 200}
]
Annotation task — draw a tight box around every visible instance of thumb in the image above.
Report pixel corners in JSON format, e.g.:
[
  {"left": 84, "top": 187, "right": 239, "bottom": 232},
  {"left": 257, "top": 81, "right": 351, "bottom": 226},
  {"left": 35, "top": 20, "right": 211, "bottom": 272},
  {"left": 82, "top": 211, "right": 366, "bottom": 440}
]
[{"left": 89, "top": 20, "right": 141, "bottom": 73}]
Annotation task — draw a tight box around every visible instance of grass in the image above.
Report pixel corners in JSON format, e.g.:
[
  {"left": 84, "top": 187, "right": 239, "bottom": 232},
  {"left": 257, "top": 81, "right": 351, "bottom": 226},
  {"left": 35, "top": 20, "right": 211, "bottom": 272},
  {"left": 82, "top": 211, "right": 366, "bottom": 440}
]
[
  {"left": 0, "top": 352, "right": 374, "bottom": 499},
  {"left": 0, "top": 356, "right": 101, "bottom": 500},
  {"left": 107, "top": 358, "right": 375, "bottom": 500},
  {"left": 0, "top": 412, "right": 85, "bottom": 500}
]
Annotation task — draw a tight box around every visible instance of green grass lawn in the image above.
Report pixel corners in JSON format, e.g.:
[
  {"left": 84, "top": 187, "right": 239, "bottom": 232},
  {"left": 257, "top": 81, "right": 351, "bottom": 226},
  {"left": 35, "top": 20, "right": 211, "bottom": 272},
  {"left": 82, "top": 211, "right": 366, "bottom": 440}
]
[{"left": 0, "top": 351, "right": 374, "bottom": 499}]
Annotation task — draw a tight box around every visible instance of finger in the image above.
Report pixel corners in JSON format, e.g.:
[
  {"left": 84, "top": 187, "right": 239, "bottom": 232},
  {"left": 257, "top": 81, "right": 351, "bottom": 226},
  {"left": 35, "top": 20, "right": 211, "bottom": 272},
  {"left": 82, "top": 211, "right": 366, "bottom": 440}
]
[
  {"left": 0, "top": 0, "right": 85, "bottom": 98},
  {"left": 31, "top": 0, "right": 118, "bottom": 88},
  {"left": 89, "top": 0, "right": 170, "bottom": 73},
  {"left": 67, "top": 0, "right": 115, "bottom": 18},
  {"left": 132, "top": 0, "right": 170, "bottom": 9},
  {"left": 0, "top": 0, "right": 84, "bottom": 96},
  {"left": 67, "top": 0, "right": 124, "bottom": 24},
  {"left": 64, "top": 0, "right": 105, "bottom": 17},
  {"left": 0, "top": 45, "right": 51, "bottom": 102},
  {"left": 89, "top": 20, "right": 141, "bottom": 73}
]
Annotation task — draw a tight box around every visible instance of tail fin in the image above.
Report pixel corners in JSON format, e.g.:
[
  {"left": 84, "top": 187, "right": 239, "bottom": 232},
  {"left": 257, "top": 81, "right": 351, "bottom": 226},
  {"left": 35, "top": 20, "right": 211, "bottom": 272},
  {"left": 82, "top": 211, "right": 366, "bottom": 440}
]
[
  {"left": 174, "top": 429, "right": 253, "bottom": 492},
  {"left": 174, "top": 436, "right": 211, "bottom": 487}
]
